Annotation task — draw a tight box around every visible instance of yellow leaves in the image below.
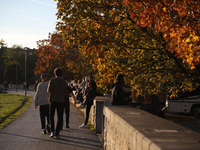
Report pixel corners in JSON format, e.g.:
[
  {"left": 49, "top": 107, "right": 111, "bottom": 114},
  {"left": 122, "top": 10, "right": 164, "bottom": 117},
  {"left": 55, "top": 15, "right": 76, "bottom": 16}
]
[
  {"left": 185, "top": 34, "right": 199, "bottom": 43},
  {"left": 190, "top": 65, "right": 195, "bottom": 70},
  {"left": 163, "top": 33, "right": 167, "bottom": 38},
  {"left": 193, "top": 35, "right": 199, "bottom": 42},
  {"left": 185, "top": 38, "right": 190, "bottom": 43},
  {"left": 162, "top": 7, "right": 167, "bottom": 13},
  {"left": 176, "top": 33, "right": 200, "bottom": 69}
]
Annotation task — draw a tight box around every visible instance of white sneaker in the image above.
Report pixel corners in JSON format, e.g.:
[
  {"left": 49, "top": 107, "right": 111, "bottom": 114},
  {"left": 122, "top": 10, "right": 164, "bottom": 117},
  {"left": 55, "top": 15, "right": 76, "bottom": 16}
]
[
  {"left": 49, "top": 132, "right": 54, "bottom": 138},
  {"left": 79, "top": 123, "right": 87, "bottom": 128}
]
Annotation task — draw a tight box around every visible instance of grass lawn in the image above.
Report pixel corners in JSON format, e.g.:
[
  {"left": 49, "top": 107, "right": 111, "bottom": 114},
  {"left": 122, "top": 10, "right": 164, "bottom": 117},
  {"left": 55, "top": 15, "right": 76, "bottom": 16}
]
[{"left": 0, "top": 94, "right": 32, "bottom": 129}]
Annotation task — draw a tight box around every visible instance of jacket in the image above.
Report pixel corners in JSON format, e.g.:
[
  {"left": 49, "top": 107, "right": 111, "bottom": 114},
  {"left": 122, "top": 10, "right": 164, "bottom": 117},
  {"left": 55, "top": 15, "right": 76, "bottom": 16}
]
[
  {"left": 85, "top": 88, "right": 96, "bottom": 106},
  {"left": 47, "top": 77, "right": 68, "bottom": 102},
  {"left": 111, "top": 82, "right": 126, "bottom": 105},
  {"left": 34, "top": 81, "right": 49, "bottom": 106}
]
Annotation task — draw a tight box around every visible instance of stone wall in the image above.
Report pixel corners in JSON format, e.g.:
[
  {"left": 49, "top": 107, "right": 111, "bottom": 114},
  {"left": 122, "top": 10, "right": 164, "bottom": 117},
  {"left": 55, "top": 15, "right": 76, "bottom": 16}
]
[
  {"left": 103, "top": 106, "right": 200, "bottom": 150},
  {"left": 70, "top": 92, "right": 200, "bottom": 150},
  {"left": 103, "top": 107, "right": 132, "bottom": 150},
  {"left": 69, "top": 94, "right": 111, "bottom": 133}
]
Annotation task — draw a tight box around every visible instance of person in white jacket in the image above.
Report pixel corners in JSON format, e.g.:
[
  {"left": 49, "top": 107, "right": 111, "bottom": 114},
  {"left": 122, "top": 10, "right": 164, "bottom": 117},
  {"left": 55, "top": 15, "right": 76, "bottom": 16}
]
[{"left": 35, "top": 74, "right": 50, "bottom": 134}]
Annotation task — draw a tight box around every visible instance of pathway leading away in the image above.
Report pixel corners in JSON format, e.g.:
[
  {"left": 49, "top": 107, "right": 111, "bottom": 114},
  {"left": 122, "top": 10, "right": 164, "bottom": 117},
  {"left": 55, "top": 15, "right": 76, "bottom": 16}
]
[{"left": 0, "top": 89, "right": 102, "bottom": 150}]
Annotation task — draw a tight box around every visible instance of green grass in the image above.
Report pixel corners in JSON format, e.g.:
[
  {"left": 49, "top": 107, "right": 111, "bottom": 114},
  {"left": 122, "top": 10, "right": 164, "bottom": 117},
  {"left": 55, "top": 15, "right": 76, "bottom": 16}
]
[
  {"left": 0, "top": 94, "right": 32, "bottom": 129},
  {"left": 87, "top": 121, "right": 95, "bottom": 131}
]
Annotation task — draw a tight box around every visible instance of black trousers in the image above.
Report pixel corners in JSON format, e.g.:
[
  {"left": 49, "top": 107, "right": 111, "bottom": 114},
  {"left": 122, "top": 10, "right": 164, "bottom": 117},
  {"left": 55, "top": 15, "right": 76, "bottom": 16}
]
[
  {"left": 84, "top": 104, "right": 92, "bottom": 125},
  {"left": 49, "top": 102, "right": 64, "bottom": 136},
  {"left": 39, "top": 105, "right": 49, "bottom": 129},
  {"left": 61, "top": 104, "right": 70, "bottom": 128}
]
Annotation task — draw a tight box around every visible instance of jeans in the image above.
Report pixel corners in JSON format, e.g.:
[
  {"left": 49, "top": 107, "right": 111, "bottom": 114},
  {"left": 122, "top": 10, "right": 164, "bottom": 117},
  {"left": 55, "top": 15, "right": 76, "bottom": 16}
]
[{"left": 49, "top": 102, "right": 64, "bottom": 136}]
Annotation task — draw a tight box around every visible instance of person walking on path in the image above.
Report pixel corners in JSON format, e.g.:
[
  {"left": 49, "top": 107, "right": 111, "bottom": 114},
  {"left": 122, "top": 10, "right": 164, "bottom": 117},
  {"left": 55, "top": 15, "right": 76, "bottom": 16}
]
[
  {"left": 34, "top": 74, "right": 51, "bottom": 134},
  {"left": 0, "top": 89, "right": 103, "bottom": 150},
  {"left": 47, "top": 68, "right": 68, "bottom": 139},
  {"left": 79, "top": 81, "right": 96, "bottom": 128},
  {"left": 61, "top": 81, "right": 76, "bottom": 129}
]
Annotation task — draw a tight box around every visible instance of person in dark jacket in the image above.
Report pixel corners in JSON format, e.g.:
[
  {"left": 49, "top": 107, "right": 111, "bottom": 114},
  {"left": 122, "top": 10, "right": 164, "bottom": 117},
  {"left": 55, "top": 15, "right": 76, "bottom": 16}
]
[
  {"left": 89, "top": 75, "right": 97, "bottom": 92},
  {"left": 79, "top": 81, "right": 96, "bottom": 128},
  {"left": 111, "top": 74, "right": 130, "bottom": 105},
  {"left": 47, "top": 68, "right": 68, "bottom": 139}
]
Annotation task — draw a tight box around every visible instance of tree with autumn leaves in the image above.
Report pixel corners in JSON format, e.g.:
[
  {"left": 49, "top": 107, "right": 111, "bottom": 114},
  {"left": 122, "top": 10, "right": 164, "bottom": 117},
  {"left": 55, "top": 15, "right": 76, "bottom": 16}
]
[
  {"left": 35, "top": 0, "right": 200, "bottom": 99},
  {"left": 34, "top": 32, "right": 94, "bottom": 80}
]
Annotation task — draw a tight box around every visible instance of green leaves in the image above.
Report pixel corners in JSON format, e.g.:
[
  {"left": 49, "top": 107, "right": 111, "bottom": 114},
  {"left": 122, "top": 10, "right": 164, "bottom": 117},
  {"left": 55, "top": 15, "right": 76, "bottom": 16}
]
[{"left": 45, "top": 0, "right": 200, "bottom": 97}]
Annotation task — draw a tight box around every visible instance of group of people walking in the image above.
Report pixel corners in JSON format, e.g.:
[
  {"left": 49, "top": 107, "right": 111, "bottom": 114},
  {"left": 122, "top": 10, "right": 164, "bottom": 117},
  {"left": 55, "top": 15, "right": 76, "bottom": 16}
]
[{"left": 34, "top": 67, "right": 97, "bottom": 139}]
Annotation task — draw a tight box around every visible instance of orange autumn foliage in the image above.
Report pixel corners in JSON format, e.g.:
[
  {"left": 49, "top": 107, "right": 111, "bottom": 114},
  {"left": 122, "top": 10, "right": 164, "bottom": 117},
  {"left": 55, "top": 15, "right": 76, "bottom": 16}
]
[
  {"left": 124, "top": 0, "right": 200, "bottom": 69},
  {"left": 52, "top": 0, "right": 200, "bottom": 96},
  {"left": 34, "top": 32, "right": 93, "bottom": 79}
]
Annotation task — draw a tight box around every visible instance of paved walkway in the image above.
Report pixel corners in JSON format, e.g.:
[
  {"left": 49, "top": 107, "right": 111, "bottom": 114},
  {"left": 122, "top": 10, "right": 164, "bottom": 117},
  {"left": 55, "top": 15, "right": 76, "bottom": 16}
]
[{"left": 0, "top": 89, "right": 102, "bottom": 150}]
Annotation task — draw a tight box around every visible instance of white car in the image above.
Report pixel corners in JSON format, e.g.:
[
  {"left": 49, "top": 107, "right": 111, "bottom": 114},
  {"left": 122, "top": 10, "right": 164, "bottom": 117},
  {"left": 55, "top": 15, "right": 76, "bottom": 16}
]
[{"left": 166, "top": 89, "right": 200, "bottom": 117}]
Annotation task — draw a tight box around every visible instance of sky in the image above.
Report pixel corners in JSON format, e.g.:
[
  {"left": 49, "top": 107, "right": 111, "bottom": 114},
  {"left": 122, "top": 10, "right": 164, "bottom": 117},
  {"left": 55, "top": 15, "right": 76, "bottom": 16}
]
[{"left": 0, "top": 0, "right": 58, "bottom": 49}]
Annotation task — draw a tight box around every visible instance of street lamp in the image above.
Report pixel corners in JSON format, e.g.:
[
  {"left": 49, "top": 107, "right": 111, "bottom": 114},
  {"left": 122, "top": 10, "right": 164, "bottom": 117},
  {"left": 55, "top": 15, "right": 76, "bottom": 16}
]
[
  {"left": 24, "top": 47, "right": 28, "bottom": 96},
  {"left": 15, "top": 61, "right": 18, "bottom": 92}
]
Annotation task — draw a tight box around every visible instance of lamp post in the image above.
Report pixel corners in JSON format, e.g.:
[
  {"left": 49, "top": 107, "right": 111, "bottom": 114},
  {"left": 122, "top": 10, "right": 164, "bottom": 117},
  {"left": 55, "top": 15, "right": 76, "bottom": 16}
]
[
  {"left": 24, "top": 47, "right": 28, "bottom": 96},
  {"left": 15, "top": 61, "right": 18, "bottom": 92}
]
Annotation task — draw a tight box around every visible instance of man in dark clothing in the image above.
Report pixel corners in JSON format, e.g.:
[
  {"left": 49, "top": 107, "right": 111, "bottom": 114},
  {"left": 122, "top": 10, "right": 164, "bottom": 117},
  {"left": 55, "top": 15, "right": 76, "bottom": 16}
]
[
  {"left": 47, "top": 68, "right": 68, "bottom": 139},
  {"left": 111, "top": 74, "right": 130, "bottom": 105}
]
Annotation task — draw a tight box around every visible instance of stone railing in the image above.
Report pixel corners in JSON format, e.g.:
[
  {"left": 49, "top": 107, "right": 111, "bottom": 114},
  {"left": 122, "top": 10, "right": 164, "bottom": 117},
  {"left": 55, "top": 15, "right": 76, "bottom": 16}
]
[
  {"left": 70, "top": 94, "right": 111, "bottom": 133},
  {"left": 103, "top": 106, "right": 200, "bottom": 150},
  {"left": 70, "top": 94, "right": 200, "bottom": 150}
]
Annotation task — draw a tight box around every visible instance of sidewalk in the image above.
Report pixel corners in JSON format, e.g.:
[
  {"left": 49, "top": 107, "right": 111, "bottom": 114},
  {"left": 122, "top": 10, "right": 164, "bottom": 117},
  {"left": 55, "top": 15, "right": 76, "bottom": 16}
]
[{"left": 0, "top": 89, "right": 103, "bottom": 150}]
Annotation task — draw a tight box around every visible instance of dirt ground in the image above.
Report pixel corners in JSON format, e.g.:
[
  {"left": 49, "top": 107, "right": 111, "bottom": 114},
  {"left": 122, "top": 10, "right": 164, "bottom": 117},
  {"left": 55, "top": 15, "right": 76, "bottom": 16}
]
[{"left": 165, "top": 113, "right": 200, "bottom": 133}]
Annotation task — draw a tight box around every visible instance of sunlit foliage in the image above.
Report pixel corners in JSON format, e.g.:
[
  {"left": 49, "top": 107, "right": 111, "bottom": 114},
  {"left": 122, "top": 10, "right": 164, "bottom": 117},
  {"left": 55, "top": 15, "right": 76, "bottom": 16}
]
[
  {"left": 37, "top": 0, "right": 200, "bottom": 96},
  {"left": 34, "top": 32, "right": 93, "bottom": 79}
]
